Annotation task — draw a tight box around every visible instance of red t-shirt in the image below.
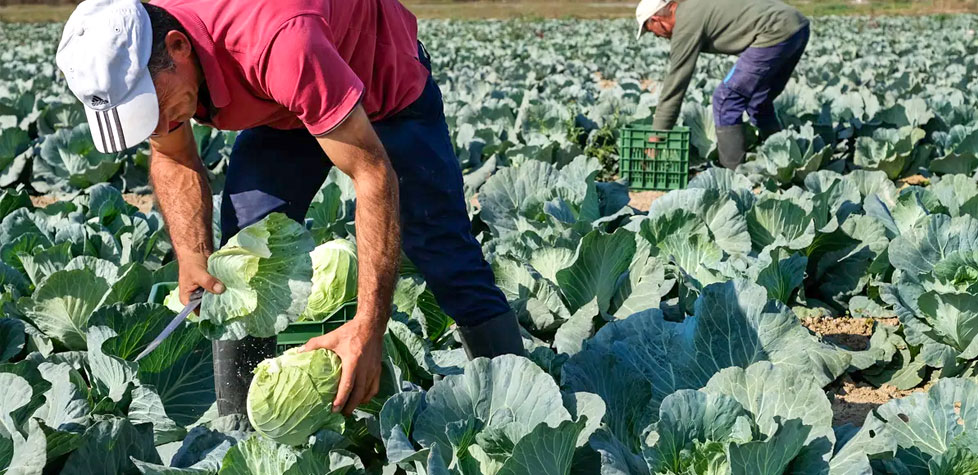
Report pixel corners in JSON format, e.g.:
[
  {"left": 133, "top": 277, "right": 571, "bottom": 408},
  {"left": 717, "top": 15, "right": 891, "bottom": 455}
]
[{"left": 151, "top": 0, "right": 429, "bottom": 135}]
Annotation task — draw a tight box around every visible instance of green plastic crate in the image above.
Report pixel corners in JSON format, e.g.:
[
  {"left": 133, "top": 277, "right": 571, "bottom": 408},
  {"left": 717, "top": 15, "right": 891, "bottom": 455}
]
[
  {"left": 618, "top": 125, "right": 690, "bottom": 191},
  {"left": 275, "top": 302, "right": 357, "bottom": 355},
  {"left": 148, "top": 281, "right": 177, "bottom": 305}
]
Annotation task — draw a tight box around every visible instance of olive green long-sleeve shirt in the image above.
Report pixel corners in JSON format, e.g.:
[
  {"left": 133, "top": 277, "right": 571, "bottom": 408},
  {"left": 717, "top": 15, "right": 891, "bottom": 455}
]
[{"left": 650, "top": 0, "right": 809, "bottom": 130}]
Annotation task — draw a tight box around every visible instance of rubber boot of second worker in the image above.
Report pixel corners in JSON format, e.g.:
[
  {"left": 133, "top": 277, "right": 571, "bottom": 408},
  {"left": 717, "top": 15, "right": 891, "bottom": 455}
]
[
  {"left": 716, "top": 123, "right": 748, "bottom": 170},
  {"left": 458, "top": 310, "right": 525, "bottom": 359}
]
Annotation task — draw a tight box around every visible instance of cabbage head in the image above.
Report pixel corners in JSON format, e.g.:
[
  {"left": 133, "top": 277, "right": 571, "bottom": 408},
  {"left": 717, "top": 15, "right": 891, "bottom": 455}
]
[
  {"left": 247, "top": 347, "right": 345, "bottom": 446},
  {"left": 301, "top": 239, "right": 357, "bottom": 321}
]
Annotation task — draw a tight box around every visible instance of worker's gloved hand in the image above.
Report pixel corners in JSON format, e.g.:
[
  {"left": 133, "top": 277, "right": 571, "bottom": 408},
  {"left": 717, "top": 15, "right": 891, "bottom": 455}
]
[
  {"left": 300, "top": 319, "right": 384, "bottom": 416},
  {"left": 178, "top": 254, "right": 225, "bottom": 306}
]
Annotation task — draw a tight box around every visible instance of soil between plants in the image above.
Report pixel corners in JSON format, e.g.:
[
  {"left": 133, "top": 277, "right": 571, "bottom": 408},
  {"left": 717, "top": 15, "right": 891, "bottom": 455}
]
[
  {"left": 801, "top": 316, "right": 899, "bottom": 351},
  {"left": 628, "top": 190, "right": 665, "bottom": 211},
  {"left": 827, "top": 376, "right": 929, "bottom": 427},
  {"left": 31, "top": 193, "right": 155, "bottom": 214},
  {"left": 801, "top": 316, "right": 921, "bottom": 426}
]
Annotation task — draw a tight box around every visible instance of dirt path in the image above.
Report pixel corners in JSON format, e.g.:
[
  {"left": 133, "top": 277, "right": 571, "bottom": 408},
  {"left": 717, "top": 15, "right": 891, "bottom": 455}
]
[
  {"left": 628, "top": 190, "right": 665, "bottom": 212},
  {"left": 827, "top": 376, "right": 929, "bottom": 427},
  {"left": 30, "top": 193, "right": 155, "bottom": 214},
  {"left": 801, "top": 316, "right": 926, "bottom": 426},
  {"left": 801, "top": 316, "right": 900, "bottom": 351}
]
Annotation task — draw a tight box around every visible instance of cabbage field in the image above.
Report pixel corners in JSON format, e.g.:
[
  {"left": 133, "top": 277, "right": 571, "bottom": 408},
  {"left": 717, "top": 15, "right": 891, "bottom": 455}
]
[{"left": 2, "top": 13, "right": 978, "bottom": 475}]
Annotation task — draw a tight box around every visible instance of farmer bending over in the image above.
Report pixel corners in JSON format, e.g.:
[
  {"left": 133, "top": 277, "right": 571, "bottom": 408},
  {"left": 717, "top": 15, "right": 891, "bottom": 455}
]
[
  {"left": 636, "top": 0, "right": 810, "bottom": 169},
  {"left": 55, "top": 0, "right": 523, "bottom": 416}
]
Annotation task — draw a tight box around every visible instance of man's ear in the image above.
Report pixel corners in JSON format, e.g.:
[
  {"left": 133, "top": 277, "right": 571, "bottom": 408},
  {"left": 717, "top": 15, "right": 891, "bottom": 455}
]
[
  {"left": 165, "top": 30, "right": 193, "bottom": 62},
  {"left": 644, "top": 17, "right": 656, "bottom": 32}
]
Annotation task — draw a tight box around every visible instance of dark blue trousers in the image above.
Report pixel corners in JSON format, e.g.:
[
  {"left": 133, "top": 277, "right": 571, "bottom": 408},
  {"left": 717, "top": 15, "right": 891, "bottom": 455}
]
[
  {"left": 220, "top": 46, "right": 510, "bottom": 327},
  {"left": 713, "top": 24, "right": 810, "bottom": 130}
]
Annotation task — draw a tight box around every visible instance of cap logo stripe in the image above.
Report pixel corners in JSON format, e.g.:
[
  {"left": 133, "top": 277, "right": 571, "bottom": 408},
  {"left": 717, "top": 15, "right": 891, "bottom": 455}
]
[
  {"left": 95, "top": 111, "right": 109, "bottom": 152},
  {"left": 102, "top": 110, "right": 117, "bottom": 152},
  {"left": 111, "top": 108, "right": 126, "bottom": 149}
]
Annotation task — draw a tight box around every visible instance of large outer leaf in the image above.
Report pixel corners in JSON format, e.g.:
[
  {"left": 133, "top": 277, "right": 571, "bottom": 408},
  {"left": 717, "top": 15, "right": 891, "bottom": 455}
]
[
  {"left": 930, "top": 174, "right": 978, "bottom": 218},
  {"left": 687, "top": 168, "right": 753, "bottom": 195},
  {"left": 744, "top": 125, "right": 831, "bottom": 185},
  {"left": 727, "top": 419, "right": 812, "bottom": 475},
  {"left": 60, "top": 417, "right": 161, "bottom": 474},
  {"left": 413, "top": 355, "right": 572, "bottom": 466},
  {"left": 563, "top": 280, "right": 849, "bottom": 456},
  {"left": 93, "top": 303, "right": 215, "bottom": 432},
  {"left": 129, "top": 385, "right": 186, "bottom": 445},
  {"left": 561, "top": 348, "right": 653, "bottom": 454},
  {"left": 755, "top": 250, "right": 808, "bottom": 304},
  {"left": 217, "top": 433, "right": 357, "bottom": 475},
  {"left": 134, "top": 422, "right": 241, "bottom": 473},
  {"left": 831, "top": 378, "right": 978, "bottom": 474},
  {"left": 918, "top": 292, "right": 978, "bottom": 360},
  {"left": 646, "top": 188, "right": 751, "bottom": 256},
  {"left": 555, "top": 228, "right": 635, "bottom": 314},
  {"left": 380, "top": 391, "right": 425, "bottom": 464},
  {"left": 0, "top": 128, "right": 31, "bottom": 188},
  {"left": 198, "top": 213, "right": 314, "bottom": 340},
  {"left": 0, "top": 318, "right": 25, "bottom": 362},
  {"left": 86, "top": 326, "right": 138, "bottom": 404},
  {"left": 883, "top": 215, "right": 978, "bottom": 372},
  {"left": 705, "top": 363, "right": 835, "bottom": 474},
  {"left": 644, "top": 363, "right": 834, "bottom": 475},
  {"left": 18, "top": 269, "right": 110, "bottom": 350},
  {"left": 496, "top": 419, "right": 584, "bottom": 475},
  {"left": 32, "top": 124, "right": 123, "bottom": 194},
  {"left": 642, "top": 389, "right": 751, "bottom": 474},
  {"left": 852, "top": 127, "right": 925, "bottom": 180},
  {"left": 747, "top": 196, "right": 816, "bottom": 251},
  {"left": 32, "top": 362, "right": 88, "bottom": 433},
  {"left": 18, "top": 241, "right": 72, "bottom": 288},
  {"left": 479, "top": 160, "right": 560, "bottom": 238},
  {"left": 889, "top": 214, "right": 978, "bottom": 275},
  {"left": 932, "top": 250, "right": 978, "bottom": 292},
  {"left": 0, "top": 189, "right": 32, "bottom": 222},
  {"left": 0, "top": 372, "right": 33, "bottom": 436}
]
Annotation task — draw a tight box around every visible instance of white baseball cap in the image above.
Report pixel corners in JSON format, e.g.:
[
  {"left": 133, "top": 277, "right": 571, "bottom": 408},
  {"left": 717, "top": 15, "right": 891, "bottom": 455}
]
[
  {"left": 56, "top": 0, "right": 158, "bottom": 153},
  {"left": 636, "top": 0, "right": 673, "bottom": 39}
]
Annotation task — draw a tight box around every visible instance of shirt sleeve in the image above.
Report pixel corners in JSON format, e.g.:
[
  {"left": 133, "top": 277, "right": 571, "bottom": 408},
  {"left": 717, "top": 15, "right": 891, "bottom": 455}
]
[
  {"left": 261, "top": 16, "right": 365, "bottom": 136},
  {"left": 651, "top": 26, "right": 703, "bottom": 131}
]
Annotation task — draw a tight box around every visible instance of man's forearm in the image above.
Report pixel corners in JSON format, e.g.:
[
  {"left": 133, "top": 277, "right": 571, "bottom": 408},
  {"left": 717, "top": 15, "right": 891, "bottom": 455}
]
[
  {"left": 352, "top": 166, "right": 400, "bottom": 328},
  {"left": 150, "top": 149, "right": 214, "bottom": 263},
  {"left": 652, "top": 77, "right": 687, "bottom": 130}
]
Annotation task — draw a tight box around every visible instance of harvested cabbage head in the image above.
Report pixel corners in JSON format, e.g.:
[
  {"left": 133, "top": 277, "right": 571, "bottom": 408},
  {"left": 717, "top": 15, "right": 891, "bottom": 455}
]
[
  {"left": 246, "top": 347, "right": 345, "bottom": 445},
  {"left": 301, "top": 239, "right": 358, "bottom": 321}
]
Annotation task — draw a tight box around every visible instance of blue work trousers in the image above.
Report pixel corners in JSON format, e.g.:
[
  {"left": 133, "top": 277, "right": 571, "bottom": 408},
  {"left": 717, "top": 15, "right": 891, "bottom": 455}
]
[
  {"left": 713, "top": 24, "right": 810, "bottom": 131},
  {"left": 220, "top": 45, "right": 510, "bottom": 327}
]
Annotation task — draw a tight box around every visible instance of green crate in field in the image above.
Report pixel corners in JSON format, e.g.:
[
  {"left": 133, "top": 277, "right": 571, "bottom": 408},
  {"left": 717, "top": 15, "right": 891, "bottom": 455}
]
[
  {"left": 275, "top": 302, "right": 357, "bottom": 355},
  {"left": 618, "top": 125, "right": 690, "bottom": 191},
  {"left": 148, "top": 282, "right": 177, "bottom": 305}
]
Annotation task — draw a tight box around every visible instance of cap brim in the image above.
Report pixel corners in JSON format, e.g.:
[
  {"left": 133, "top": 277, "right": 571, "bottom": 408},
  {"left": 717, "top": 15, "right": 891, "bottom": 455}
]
[
  {"left": 84, "top": 71, "right": 158, "bottom": 153},
  {"left": 636, "top": 22, "right": 646, "bottom": 39}
]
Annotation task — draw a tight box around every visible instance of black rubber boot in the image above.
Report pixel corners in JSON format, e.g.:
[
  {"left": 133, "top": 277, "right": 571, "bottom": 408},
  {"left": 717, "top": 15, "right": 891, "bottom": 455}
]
[
  {"left": 458, "top": 310, "right": 525, "bottom": 359},
  {"left": 716, "top": 124, "right": 748, "bottom": 170},
  {"left": 213, "top": 336, "right": 277, "bottom": 415}
]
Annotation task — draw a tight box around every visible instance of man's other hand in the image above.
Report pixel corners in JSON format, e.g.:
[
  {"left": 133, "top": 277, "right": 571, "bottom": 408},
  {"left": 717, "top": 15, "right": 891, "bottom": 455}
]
[{"left": 300, "top": 319, "right": 384, "bottom": 416}]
